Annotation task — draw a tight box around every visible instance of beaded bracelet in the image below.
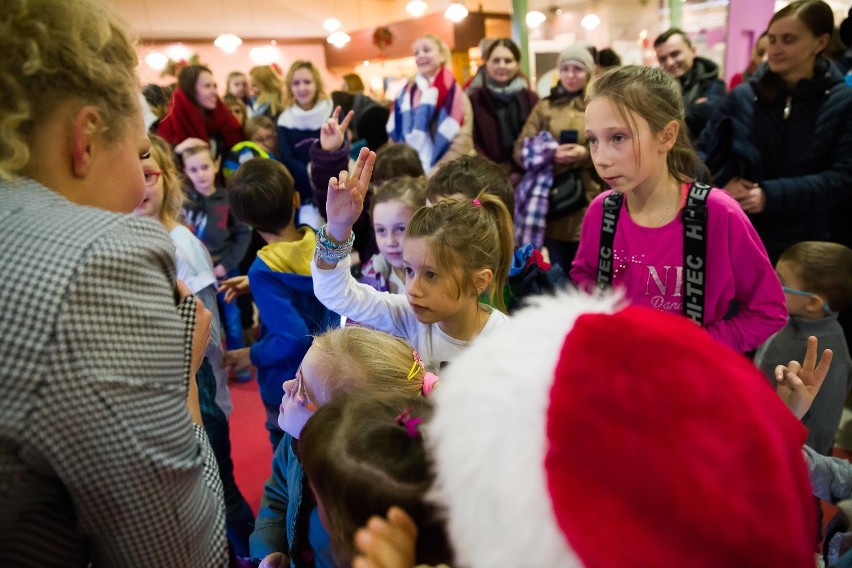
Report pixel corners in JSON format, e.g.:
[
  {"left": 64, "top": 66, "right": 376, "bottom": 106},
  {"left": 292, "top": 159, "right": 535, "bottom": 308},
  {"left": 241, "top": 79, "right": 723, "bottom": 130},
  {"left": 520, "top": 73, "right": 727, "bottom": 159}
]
[{"left": 315, "top": 224, "right": 355, "bottom": 264}]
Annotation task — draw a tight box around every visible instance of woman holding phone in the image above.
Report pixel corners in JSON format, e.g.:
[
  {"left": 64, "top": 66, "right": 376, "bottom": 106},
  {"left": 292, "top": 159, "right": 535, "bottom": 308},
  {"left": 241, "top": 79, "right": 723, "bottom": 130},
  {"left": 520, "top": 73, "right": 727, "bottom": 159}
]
[
  {"left": 514, "top": 44, "right": 600, "bottom": 270},
  {"left": 467, "top": 38, "right": 538, "bottom": 183}
]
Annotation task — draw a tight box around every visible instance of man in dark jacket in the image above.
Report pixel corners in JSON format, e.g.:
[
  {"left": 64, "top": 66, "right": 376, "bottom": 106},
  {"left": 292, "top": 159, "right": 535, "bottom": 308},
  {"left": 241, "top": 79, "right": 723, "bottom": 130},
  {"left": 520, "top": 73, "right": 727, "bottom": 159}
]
[{"left": 654, "top": 28, "right": 727, "bottom": 139}]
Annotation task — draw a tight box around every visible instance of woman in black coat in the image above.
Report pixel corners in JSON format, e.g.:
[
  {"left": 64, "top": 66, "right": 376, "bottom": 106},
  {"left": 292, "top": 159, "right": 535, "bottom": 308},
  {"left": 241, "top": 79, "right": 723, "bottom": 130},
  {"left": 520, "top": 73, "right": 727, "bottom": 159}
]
[{"left": 696, "top": 0, "right": 852, "bottom": 262}]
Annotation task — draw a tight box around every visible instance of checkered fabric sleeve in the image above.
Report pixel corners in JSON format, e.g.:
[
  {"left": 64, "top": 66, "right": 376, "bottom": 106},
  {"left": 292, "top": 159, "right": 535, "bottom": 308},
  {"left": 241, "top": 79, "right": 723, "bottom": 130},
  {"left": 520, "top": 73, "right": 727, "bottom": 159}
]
[{"left": 0, "top": 180, "right": 228, "bottom": 567}]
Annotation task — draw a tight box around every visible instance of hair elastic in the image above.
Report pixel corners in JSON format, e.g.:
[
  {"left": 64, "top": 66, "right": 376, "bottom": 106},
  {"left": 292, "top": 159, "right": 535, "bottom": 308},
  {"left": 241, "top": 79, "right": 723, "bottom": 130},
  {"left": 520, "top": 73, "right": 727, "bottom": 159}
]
[
  {"left": 422, "top": 372, "right": 440, "bottom": 396},
  {"left": 394, "top": 407, "right": 422, "bottom": 439},
  {"left": 472, "top": 198, "right": 482, "bottom": 208},
  {"left": 407, "top": 350, "right": 425, "bottom": 381}
]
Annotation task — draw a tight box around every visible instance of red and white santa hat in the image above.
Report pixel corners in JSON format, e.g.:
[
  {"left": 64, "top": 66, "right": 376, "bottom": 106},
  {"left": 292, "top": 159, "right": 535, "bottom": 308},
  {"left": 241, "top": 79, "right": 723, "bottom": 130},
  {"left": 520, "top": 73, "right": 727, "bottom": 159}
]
[{"left": 427, "top": 292, "right": 815, "bottom": 568}]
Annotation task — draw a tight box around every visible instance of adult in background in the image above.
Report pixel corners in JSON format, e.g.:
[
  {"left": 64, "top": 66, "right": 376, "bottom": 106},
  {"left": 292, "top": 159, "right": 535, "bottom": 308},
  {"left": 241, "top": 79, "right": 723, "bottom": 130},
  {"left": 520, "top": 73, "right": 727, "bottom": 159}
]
[
  {"left": 277, "top": 60, "right": 333, "bottom": 228},
  {"left": 513, "top": 45, "right": 600, "bottom": 272},
  {"left": 467, "top": 38, "right": 538, "bottom": 184},
  {"left": 387, "top": 34, "right": 474, "bottom": 176},
  {"left": 248, "top": 65, "right": 286, "bottom": 120},
  {"left": 158, "top": 64, "right": 244, "bottom": 161},
  {"left": 696, "top": 0, "right": 852, "bottom": 264},
  {"left": 0, "top": 0, "right": 227, "bottom": 564},
  {"left": 654, "top": 28, "right": 726, "bottom": 139}
]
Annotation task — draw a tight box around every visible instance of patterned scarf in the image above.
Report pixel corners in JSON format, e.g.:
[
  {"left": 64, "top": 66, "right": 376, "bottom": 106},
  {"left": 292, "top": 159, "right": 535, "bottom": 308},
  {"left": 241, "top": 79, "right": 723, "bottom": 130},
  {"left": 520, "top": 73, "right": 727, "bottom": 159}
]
[
  {"left": 514, "top": 131, "right": 558, "bottom": 248},
  {"left": 387, "top": 66, "right": 466, "bottom": 169}
]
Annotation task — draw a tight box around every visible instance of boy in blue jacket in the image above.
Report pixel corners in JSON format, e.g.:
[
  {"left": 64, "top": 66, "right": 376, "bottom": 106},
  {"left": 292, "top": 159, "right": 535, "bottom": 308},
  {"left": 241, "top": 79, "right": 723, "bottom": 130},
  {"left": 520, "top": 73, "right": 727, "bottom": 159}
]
[{"left": 224, "top": 158, "right": 339, "bottom": 450}]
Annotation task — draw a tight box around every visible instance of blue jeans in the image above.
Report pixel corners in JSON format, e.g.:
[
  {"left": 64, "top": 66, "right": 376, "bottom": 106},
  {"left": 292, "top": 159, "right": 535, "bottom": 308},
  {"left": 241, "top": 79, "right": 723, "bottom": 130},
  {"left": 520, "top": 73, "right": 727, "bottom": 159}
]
[
  {"left": 199, "top": 360, "right": 255, "bottom": 558},
  {"left": 218, "top": 268, "right": 246, "bottom": 351}
]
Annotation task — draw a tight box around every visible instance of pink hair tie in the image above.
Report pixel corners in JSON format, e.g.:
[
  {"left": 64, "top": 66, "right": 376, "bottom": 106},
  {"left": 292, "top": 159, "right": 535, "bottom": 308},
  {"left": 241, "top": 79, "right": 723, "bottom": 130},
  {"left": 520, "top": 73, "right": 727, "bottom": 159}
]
[
  {"left": 422, "top": 372, "right": 440, "bottom": 396},
  {"left": 394, "top": 407, "right": 422, "bottom": 439},
  {"left": 472, "top": 198, "right": 482, "bottom": 208}
]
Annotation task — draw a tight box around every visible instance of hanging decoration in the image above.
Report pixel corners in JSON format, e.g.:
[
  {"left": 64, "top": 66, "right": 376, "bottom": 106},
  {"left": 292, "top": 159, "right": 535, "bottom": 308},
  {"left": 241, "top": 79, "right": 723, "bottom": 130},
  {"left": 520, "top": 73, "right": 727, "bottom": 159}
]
[{"left": 372, "top": 27, "right": 394, "bottom": 51}]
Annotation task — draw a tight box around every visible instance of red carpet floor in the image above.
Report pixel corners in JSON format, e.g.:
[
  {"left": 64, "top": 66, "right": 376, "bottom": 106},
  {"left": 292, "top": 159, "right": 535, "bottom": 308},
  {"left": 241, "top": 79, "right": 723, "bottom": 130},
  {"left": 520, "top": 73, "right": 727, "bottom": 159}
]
[{"left": 228, "top": 378, "right": 274, "bottom": 514}]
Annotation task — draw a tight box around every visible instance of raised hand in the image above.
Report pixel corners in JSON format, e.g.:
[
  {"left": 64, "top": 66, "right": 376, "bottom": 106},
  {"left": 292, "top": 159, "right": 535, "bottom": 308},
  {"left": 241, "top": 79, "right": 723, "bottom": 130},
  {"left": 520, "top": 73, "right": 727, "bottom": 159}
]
[
  {"left": 775, "top": 335, "right": 833, "bottom": 420},
  {"left": 326, "top": 146, "right": 376, "bottom": 243},
  {"left": 352, "top": 507, "right": 418, "bottom": 568},
  {"left": 320, "top": 105, "right": 355, "bottom": 152}
]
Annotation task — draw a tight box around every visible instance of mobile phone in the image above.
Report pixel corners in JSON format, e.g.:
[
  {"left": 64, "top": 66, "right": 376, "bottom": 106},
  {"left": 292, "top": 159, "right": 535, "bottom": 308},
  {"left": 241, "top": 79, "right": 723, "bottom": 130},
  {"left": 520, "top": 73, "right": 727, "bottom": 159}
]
[{"left": 560, "top": 129, "right": 579, "bottom": 145}]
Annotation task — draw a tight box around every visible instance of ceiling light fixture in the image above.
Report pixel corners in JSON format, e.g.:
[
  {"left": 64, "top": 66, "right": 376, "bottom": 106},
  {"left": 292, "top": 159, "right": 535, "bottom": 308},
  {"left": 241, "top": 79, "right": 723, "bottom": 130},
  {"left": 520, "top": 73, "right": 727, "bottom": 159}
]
[
  {"left": 213, "top": 33, "right": 242, "bottom": 53},
  {"left": 145, "top": 51, "right": 168, "bottom": 71},
  {"left": 581, "top": 13, "right": 601, "bottom": 30},
  {"left": 323, "top": 18, "right": 342, "bottom": 32},
  {"left": 327, "top": 30, "right": 352, "bottom": 48},
  {"left": 444, "top": 2, "right": 468, "bottom": 22},
  {"left": 406, "top": 0, "right": 428, "bottom": 16},
  {"left": 526, "top": 11, "right": 547, "bottom": 28}
]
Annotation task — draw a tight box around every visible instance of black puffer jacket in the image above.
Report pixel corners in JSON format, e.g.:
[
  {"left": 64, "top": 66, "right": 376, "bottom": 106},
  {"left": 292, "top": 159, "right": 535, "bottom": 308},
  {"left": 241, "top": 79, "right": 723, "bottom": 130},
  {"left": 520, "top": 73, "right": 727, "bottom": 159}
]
[
  {"left": 696, "top": 58, "right": 852, "bottom": 261},
  {"left": 681, "top": 56, "right": 727, "bottom": 139}
]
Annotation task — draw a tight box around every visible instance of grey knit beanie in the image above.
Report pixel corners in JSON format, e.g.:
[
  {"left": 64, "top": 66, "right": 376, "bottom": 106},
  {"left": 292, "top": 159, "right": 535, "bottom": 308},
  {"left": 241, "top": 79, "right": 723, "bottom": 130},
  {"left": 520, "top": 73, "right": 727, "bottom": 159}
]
[{"left": 557, "top": 44, "right": 595, "bottom": 75}]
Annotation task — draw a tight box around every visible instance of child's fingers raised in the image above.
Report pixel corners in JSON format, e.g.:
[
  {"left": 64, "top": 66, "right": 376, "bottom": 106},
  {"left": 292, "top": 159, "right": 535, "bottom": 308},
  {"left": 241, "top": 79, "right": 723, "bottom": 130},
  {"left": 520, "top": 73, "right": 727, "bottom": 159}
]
[
  {"left": 353, "top": 524, "right": 415, "bottom": 568},
  {"left": 812, "top": 348, "right": 833, "bottom": 387},
  {"left": 330, "top": 105, "right": 341, "bottom": 122},
  {"left": 339, "top": 109, "right": 355, "bottom": 133},
  {"left": 803, "top": 336, "right": 819, "bottom": 372},
  {"left": 351, "top": 146, "right": 373, "bottom": 181},
  {"left": 358, "top": 150, "right": 377, "bottom": 188},
  {"left": 386, "top": 507, "right": 418, "bottom": 541}
]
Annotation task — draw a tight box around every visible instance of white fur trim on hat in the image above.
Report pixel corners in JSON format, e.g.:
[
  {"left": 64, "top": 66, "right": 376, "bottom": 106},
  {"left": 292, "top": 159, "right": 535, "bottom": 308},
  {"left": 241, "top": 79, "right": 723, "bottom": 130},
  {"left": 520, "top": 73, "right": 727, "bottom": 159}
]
[{"left": 427, "top": 292, "right": 622, "bottom": 568}]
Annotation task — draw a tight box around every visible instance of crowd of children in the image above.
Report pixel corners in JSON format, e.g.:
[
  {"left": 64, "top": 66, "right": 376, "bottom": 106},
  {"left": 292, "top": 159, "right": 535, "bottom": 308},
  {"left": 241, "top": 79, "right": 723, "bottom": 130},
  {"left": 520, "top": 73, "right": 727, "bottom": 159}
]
[
  {"left": 9, "top": 0, "right": 852, "bottom": 566},
  {"left": 141, "top": 37, "right": 852, "bottom": 568}
]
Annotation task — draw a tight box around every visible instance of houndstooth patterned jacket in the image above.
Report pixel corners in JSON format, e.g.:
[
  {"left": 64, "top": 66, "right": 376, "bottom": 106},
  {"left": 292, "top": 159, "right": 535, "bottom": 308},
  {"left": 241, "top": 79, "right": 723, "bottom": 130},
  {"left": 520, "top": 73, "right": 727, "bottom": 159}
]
[{"left": 0, "top": 178, "right": 228, "bottom": 566}]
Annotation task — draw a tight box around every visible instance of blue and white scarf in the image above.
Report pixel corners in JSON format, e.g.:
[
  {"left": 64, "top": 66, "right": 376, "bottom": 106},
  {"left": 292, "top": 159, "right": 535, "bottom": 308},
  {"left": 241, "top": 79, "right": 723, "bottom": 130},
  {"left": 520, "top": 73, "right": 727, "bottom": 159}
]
[{"left": 387, "top": 66, "right": 465, "bottom": 170}]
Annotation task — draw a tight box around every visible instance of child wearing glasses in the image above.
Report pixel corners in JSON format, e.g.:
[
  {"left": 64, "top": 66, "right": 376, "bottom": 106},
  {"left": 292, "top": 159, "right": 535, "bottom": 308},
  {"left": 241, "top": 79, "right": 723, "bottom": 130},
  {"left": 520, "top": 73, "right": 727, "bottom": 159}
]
[
  {"left": 133, "top": 135, "right": 256, "bottom": 560},
  {"left": 250, "top": 326, "right": 437, "bottom": 568},
  {"left": 223, "top": 157, "right": 339, "bottom": 451},
  {"left": 755, "top": 241, "right": 852, "bottom": 455}
]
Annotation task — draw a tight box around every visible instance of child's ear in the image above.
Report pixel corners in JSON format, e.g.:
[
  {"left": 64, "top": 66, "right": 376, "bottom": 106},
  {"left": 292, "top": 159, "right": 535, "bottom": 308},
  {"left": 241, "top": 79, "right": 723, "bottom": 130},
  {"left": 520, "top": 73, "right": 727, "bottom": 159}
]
[
  {"left": 293, "top": 192, "right": 301, "bottom": 210},
  {"left": 658, "top": 119, "right": 680, "bottom": 153},
  {"left": 472, "top": 268, "right": 493, "bottom": 297},
  {"left": 214, "top": 155, "right": 222, "bottom": 171},
  {"left": 806, "top": 293, "right": 828, "bottom": 314}
]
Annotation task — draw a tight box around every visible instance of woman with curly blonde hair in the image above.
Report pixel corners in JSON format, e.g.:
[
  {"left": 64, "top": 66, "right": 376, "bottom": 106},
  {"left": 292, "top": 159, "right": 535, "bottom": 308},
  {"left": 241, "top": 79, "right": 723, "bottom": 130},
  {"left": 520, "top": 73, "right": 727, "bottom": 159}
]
[{"left": 0, "top": 0, "right": 227, "bottom": 564}]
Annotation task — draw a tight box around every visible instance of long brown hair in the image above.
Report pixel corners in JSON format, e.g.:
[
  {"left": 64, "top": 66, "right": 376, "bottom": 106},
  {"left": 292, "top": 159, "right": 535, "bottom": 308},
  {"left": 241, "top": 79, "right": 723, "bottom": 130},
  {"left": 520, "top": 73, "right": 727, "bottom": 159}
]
[
  {"left": 300, "top": 392, "right": 451, "bottom": 566},
  {"left": 587, "top": 65, "right": 705, "bottom": 183}
]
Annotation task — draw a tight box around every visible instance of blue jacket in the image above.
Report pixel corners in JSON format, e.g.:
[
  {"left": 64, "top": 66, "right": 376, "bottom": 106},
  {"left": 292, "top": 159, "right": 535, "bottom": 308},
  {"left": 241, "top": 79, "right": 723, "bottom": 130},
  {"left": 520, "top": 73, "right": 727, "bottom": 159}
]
[
  {"left": 250, "top": 434, "right": 332, "bottom": 567},
  {"left": 248, "top": 252, "right": 339, "bottom": 407},
  {"left": 696, "top": 58, "right": 852, "bottom": 261}
]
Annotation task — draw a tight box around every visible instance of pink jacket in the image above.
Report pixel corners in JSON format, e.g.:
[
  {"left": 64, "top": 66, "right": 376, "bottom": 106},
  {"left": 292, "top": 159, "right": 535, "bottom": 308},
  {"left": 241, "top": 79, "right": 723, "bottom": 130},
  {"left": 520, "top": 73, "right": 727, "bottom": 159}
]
[{"left": 571, "top": 188, "right": 786, "bottom": 353}]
